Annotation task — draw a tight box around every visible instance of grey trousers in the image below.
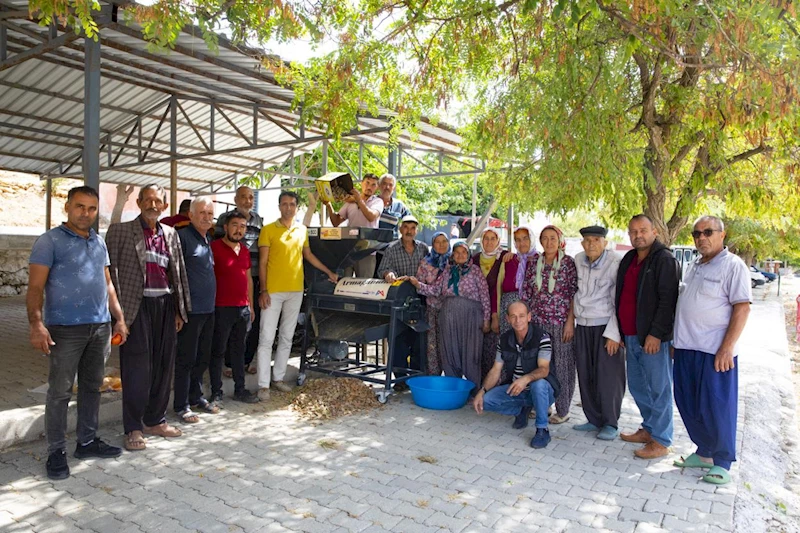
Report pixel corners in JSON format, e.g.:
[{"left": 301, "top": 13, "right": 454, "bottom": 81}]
[
  {"left": 575, "top": 324, "right": 626, "bottom": 429},
  {"left": 45, "top": 323, "right": 110, "bottom": 454}
]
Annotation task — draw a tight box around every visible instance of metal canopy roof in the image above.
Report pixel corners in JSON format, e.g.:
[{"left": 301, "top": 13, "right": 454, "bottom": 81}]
[{"left": 0, "top": 0, "right": 471, "bottom": 194}]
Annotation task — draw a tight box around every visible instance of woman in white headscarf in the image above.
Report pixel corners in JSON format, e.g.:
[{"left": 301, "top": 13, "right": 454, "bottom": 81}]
[
  {"left": 497, "top": 226, "right": 538, "bottom": 335},
  {"left": 471, "top": 227, "right": 508, "bottom": 380}
]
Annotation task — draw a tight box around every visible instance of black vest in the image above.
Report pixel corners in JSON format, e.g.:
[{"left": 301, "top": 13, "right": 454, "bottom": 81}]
[{"left": 498, "top": 324, "right": 561, "bottom": 398}]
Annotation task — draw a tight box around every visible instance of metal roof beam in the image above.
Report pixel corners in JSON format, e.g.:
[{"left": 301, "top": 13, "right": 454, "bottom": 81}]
[
  {"left": 0, "top": 27, "right": 79, "bottom": 71},
  {"left": 0, "top": 10, "right": 28, "bottom": 21}
]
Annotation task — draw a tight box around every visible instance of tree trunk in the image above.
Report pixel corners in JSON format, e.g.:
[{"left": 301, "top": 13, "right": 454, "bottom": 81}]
[
  {"left": 110, "top": 184, "right": 135, "bottom": 224},
  {"left": 642, "top": 143, "right": 672, "bottom": 246}
]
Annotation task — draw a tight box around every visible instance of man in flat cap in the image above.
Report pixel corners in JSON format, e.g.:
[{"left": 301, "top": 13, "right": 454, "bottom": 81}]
[{"left": 572, "top": 225, "right": 626, "bottom": 440}]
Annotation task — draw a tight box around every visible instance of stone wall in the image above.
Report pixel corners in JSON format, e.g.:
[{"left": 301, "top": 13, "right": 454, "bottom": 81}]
[{"left": 0, "top": 235, "right": 36, "bottom": 297}]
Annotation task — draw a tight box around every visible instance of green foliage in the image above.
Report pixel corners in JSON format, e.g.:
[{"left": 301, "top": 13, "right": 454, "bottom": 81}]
[{"left": 28, "top": 0, "right": 800, "bottom": 249}]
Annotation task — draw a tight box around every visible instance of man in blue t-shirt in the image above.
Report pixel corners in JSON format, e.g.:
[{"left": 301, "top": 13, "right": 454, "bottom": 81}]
[
  {"left": 27, "top": 186, "right": 128, "bottom": 480},
  {"left": 174, "top": 197, "right": 218, "bottom": 421}
]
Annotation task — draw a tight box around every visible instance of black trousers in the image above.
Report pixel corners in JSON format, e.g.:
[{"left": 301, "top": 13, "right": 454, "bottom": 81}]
[
  {"left": 173, "top": 312, "right": 214, "bottom": 412},
  {"left": 575, "top": 324, "right": 627, "bottom": 429},
  {"left": 213, "top": 306, "right": 250, "bottom": 395},
  {"left": 227, "top": 276, "right": 259, "bottom": 368},
  {"left": 120, "top": 295, "right": 176, "bottom": 434}
]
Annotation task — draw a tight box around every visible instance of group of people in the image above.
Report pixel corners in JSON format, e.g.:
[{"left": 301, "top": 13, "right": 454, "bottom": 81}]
[
  {"left": 385, "top": 213, "right": 749, "bottom": 485},
  {"left": 28, "top": 177, "right": 750, "bottom": 489}
]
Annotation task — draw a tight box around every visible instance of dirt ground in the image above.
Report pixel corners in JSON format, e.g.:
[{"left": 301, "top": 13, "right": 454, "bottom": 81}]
[
  {"left": 779, "top": 277, "right": 800, "bottom": 431},
  {"left": 0, "top": 171, "right": 80, "bottom": 229}
]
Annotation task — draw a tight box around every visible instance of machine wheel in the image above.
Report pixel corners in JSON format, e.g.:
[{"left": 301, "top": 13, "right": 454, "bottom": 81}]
[
  {"left": 376, "top": 390, "right": 391, "bottom": 404},
  {"left": 297, "top": 373, "right": 307, "bottom": 386}
]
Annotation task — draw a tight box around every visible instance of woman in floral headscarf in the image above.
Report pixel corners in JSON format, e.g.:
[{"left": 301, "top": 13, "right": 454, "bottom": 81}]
[
  {"left": 410, "top": 241, "right": 490, "bottom": 389},
  {"left": 521, "top": 225, "right": 578, "bottom": 424},
  {"left": 472, "top": 227, "right": 508, "bottom": 380},
  {"left": 497, "top": 226, "right": 538, "bottom": 335},
  {"left": 416, "top": 232, "right": 451, "bottom": 376}
]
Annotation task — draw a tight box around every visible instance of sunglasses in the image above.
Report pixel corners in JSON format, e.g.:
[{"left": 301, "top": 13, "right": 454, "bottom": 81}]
[{"left": 691, "top": 229, "right": 721, "bottom": 239}]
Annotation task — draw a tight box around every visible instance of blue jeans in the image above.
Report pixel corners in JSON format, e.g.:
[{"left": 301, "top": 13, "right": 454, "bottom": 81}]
[
  {"left": 482, "top": 379, "right": 555, "bottom": 429},
  {"left": 45, "top": 323, "right": 110, "bottom": 454},
  {"left": 625, "top": 335, "right": 673, "bottom": 447}
]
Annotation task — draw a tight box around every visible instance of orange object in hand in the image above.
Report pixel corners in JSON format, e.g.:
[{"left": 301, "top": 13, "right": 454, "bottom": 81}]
[{"left": 111, "top": 333, "right": 123, "bottom": 346}]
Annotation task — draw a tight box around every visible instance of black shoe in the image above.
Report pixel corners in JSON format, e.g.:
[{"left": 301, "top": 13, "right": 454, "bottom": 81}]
[
  {"left": 393, "top": 382, "right": 410, "bottom": 393},
  {"left": 530, "top": 428, "right": 551, "bottom": 449},
  {"left": 74, "top": 438, "right": 123, "bottom": 459},
  {"left": 513, "top": 406, "right": 532, "bottom": 429},
  {"left": 46, "top": 450, "right": 70, "bottom": 480},
  {"left": 233, "top": 390, "right": 259, "bottom": 404}
]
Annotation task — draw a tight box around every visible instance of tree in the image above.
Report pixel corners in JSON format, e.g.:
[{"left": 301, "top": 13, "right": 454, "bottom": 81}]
[{"left": 31, "top": 0, "right": 800, "bottom": 244}]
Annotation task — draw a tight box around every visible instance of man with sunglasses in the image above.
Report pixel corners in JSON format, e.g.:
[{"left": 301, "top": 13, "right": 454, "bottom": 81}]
[{"left": 672, "top": 216, "right": 751, "bottom": 485}]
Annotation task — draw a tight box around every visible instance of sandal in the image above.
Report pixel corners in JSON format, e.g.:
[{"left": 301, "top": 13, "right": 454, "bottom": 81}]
[
  {"left": 223, "top": 368, "right": 233, "bottom": 379},
  {"left": 246, "top": 364, "right": 257, "bottom": 374},
  {"left": 177, "top": 409, "right": 200, "bottom": 424},
  {"left": 674, "top": 453, "right": 713, "bottom": 469},
  {"left": 124, "top": 431, "right": 147, "bottom": 451},
  {"left": 143, "top": 422, "right": 183, "bottom": 438},
  {"left": 702, "top": 465, "right": 731, "bottom": 485},
  {"left": 192, "top": 399, "right": 220, "bottom": 414},
  {"left": 549, "top": 414, "right": 570, "bottom": 424}
]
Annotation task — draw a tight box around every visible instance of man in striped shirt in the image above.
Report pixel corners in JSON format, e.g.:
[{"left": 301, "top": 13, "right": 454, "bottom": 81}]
[{"left": 474, "top": 300, "right": 559, "bottom": 449}]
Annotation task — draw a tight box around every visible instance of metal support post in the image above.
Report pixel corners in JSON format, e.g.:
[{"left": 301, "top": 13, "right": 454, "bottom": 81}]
[
  {"left": 83, "top": 36, "right": 101, "bottom": 228},
  {"left": 471, "top": 173, "right": 478, "bottom": 226},
  {"left": 45, "top": 177, "right": 51, "bottom": 230},
  {"left": 507, "top": 204, "right": 515, "bottom": 251},
  {"left": 388, "top": 148, "right": 397, "bottom": 176},
  {"left": 0, "top": 25, "right": 6, "bottom": 61},
  {"left": 358, "top": 142, "right": 363, "bottom": 179},
  {"left": 169, "top": 95, "right": 177, "bottom": 215},
  {"left": 209, "top": 103, "right": 215, "bottom": 151},
  {"left": 320, "top": 141, "right": 329, "bottom": 225}
]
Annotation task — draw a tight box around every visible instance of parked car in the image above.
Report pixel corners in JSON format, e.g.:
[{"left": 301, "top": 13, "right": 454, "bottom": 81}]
[
  {"left": 749, "top": 266, "right": 766, "bottom": 288},
  {"left": 758, "top": 268, "right": 777, "bottom": 282}
]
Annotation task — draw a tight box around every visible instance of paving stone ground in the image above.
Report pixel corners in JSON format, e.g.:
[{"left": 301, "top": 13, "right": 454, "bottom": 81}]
[{"left": 0, "top": 285, "right": 797, "bottom": 532}]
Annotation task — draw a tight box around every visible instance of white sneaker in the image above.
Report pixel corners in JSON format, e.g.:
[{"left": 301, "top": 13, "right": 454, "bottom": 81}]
[
  {"left": 257, "top": 388, "right": 271, "bottom": 401},
  {"left": 272, "top": 381, "right": 292, "bottom": 393}
]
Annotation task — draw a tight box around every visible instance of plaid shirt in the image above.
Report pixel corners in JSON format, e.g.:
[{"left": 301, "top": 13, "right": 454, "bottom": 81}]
[{"left": 377, "top": 239, "right": 429, "bottom": 279}]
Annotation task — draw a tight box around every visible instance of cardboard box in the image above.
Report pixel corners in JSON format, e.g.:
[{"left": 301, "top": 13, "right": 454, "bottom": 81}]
[{"left": 315, "top": 172, "right": 354, "bottom": 203}]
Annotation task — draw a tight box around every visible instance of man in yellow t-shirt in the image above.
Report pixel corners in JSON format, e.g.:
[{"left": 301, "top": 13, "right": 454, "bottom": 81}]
[{"left": 255, "top": 191, "right": 338, "bottom": 400}]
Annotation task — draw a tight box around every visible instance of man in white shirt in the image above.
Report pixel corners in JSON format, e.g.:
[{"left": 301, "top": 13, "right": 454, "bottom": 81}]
[
  {"left": 672, "top": 215, "right": 751, "bottom": 486},
  {"left": 571, "top": 225, "right": 626, "bottom": 441},
  {"left": 323, "top": 173, "right": 383, "bottom": 278}
]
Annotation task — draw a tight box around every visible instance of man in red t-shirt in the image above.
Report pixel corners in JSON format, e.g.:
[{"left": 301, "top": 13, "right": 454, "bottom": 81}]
[
  {"left": 208, "top": 212, "right": 259, "bottom": 404},
  {"left": 614, "top": 214, "right": 680, "bottom": 460}
]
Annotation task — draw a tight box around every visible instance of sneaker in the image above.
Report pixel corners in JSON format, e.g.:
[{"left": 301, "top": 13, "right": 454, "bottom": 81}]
[
  {"left": 272, "top": 381, "right": 292, "bottom": 393},
  {"left": 210, "top": 391, "right": 225, "bottom": 407},
  {"left": 512, "top": 406, "right": 532, "bottom": 429},
  {"left": 257, "top": 388, "right": 271, "bottom": 401},
  {"left": 46, "top": 450, "right": 70, "bottom": 480},
  {"left": 530, "top": 428, "right": 551, "bottom": 449},
  {"left": 597, "top": 425, "right": 620, "bottom": 441},
  {"left": 74, "top": 438, "right": 123, "bottom": 459},
  {"left": 573, "top": 422, "right": 599, "bottom": 432},
  {"left": 233, "top": 390, "right": 260, "bottom": 404},
  {"left": 621, "top": 428, "right": 652, "bottom": 444}
]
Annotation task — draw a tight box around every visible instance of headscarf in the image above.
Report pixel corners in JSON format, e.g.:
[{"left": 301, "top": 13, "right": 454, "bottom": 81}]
[
  {"left": 480, "top": 227, "right": 503, "bottom": 260},
  {"left": 448, "top": 241, "right": 473, "bottom": 296},
  {"left": 513, "top": 226, "right": 538, "bottom": 297},
  {"left": 424, "top": 231, "right": 451, "bottom": 272},
  {"left": 535, "top": 225, "right": 566, "bottom": 293}
]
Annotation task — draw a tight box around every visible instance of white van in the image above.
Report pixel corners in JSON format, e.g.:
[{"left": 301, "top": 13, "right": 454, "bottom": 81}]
[{"left": 671, "top": 246, "right": 698, "bottom": 281}]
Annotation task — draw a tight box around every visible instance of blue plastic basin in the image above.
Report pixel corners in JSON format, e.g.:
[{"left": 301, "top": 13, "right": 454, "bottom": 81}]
[{"left": 406, "top": 376, "right": 475, "bottom": 410}]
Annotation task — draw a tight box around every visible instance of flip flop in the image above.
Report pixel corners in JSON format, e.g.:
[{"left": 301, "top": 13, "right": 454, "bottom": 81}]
[
  {"left": 223, "top": 368, "right": 233, "bottom": 378},
  {"left": 702, "top": 466, "right": 731, "bottom": 485},
  {"left": 192, "top": 399, "right": 220, "bottom": 414},
  {"left": 177, "top": 409, "right": 200, "bottom": 424},
  {"left": 674, "top": 453, "right": 713, "bottom": 469},
  {"left": 143, "top": 423, "right": 183, "bottom": 438},
  {"left": 124, "top": 432, "right": 147, "bottom": 451}
]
